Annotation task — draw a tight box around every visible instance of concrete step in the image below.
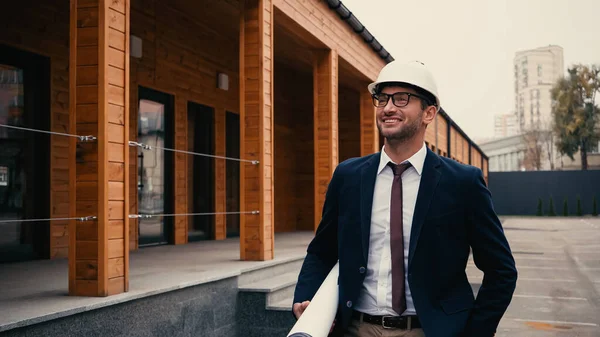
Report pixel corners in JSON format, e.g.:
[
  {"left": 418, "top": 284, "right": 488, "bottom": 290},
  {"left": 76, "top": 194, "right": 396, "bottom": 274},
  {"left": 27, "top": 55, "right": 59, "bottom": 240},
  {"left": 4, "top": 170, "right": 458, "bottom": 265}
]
[
  {"left": 266, "top": 297, "right": 293, "bottom": 311},
  {"left": 238, "top": 271, "right": 298, "bottom": 307},
  {"left": 237, "top": 257, "right": 304, "bottom": 287}
]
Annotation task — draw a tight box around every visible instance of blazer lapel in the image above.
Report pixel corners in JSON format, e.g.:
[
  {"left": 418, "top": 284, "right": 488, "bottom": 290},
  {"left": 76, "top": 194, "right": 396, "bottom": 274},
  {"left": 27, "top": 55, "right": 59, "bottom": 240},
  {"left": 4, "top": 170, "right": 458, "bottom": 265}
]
[
  {"left": 408, "top": 149, "right": 441, "bottom": 269},
  {"left": 360, "top": 152, "right": 380, "bottom": 263}
]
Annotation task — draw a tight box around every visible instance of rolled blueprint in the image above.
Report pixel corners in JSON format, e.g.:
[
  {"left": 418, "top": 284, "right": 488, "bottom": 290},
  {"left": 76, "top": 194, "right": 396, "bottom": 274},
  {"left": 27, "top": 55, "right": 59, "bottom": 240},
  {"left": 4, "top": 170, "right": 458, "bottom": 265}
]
[{"left": 287, "top": 261, "right": 339, "bottom": 337}]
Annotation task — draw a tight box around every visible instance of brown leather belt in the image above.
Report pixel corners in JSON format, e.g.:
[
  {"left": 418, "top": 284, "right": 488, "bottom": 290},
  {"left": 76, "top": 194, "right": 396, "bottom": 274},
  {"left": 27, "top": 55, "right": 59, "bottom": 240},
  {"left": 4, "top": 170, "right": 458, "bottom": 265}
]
[{"left": 352, "top": 311, "right": 422, "bottom": 329}]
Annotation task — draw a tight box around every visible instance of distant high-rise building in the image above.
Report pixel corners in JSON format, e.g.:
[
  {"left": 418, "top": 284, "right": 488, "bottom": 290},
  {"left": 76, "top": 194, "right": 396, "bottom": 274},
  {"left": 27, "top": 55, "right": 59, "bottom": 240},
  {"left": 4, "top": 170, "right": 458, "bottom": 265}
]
[
  {"left": 514, "top": 45, "right": 564, "bottom": 131},
  {"left": 494, "top": 113, "right": 519, "bottom": 138}
]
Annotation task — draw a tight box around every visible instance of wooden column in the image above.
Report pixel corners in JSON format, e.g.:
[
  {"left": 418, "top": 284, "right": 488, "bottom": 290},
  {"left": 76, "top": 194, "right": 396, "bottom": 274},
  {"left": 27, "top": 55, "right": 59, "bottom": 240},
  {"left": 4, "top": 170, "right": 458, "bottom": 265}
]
[
  {"left": 174, "top": 97, "right": 187, "bottom": 245},
  {"left": 215, "top": 108, "right": 227, "bottom": 240},
  {"left": 69, "top": 0, "right": 130, "bottom": 296},
  {"left": 239, "top": 0, "right": 274, "bottom": 260},
  {"left": 360, "top": 89, "right": 378, "bottom": 156},
  {"left": 313, "top": 50, "right": 338, "bottom": 230}
]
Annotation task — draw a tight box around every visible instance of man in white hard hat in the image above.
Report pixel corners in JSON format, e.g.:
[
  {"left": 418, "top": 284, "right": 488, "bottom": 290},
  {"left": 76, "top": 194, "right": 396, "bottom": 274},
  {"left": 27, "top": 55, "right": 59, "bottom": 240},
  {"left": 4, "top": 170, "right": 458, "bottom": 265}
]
[{"left": 293, "top": 60, "right": 517, "bottom": 336}]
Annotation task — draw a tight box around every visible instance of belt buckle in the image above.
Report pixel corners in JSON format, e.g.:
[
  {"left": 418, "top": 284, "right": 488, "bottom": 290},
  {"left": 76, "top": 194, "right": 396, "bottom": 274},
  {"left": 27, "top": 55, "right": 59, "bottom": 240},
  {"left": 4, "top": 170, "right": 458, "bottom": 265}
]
[{"left": 381, "top": 316, "right": 395, "bottom": 329}]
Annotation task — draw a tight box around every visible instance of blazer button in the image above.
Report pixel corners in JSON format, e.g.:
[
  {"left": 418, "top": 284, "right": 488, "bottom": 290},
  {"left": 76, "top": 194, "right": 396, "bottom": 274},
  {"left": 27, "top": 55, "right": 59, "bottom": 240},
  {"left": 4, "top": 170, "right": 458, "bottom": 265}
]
[
  {"left": 359, "top": 267, "right": 366, "bottom": 274},
  {"left": 346, "top": 301, "right": 352, "bottom": 308}
]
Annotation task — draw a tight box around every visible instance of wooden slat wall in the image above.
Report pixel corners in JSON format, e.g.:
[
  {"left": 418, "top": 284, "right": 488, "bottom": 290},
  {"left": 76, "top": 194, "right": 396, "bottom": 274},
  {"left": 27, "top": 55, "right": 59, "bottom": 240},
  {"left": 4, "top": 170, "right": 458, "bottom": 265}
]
[
  {"left": 483, "top": 157, "right": 489, "bottom": 184},
  {"left": 129, "top": 0, "right": 240, "bottom": 247},
  {"left": 471, "top": 147, "right": 482, "bottom": 170},
  {"left": 71, "top": 0, "right": 100, "bottom": 297},
  {"left": 313, "top": 49, "right": 338, "bottom": 231},
  {"left": 338, "top": 85, "right": 360, "bottom": 163},
  {"left": 69, "top": 0, "right": 129, "bottom": 297},
  {"left": 425, "top": 114, "right": 437, "bottom": 148},
  {"left": 106, "top": 0, "right": 129, "bottom": 296},
  {"left": 240, "top": 0, "right": 274, "bottom": 260},
  {"left": 360, "top": 90, "right": 378, "bottom": 156},
  {"left": 174, "top": 96, "right": 187, "bottom": 245},
  {"left": 436, "top": 114, "right": 448, "bottom": 156},
  {"left": 1, "top": 0, "right": 71, "bottom": 259},
  {"left": 273, "top": 62, "right": 313, "bottom": 233},
  {"left": 214, "top": 108, "right": 227, "bottom": 240},
  {"left": 458, "top": 134, "right": 465, "bottom": 162},
  {"left": 128, "top": 85, "right": 137, "bottom": 249},
  {"left": 450, "top": 126, "right": 458, "bottom": 160},
  {"left": 273, "top": 0, "right": 385, "bottom": 81},
  {"left": 462, "top": 138, "right": 469, "bottom": 164}
]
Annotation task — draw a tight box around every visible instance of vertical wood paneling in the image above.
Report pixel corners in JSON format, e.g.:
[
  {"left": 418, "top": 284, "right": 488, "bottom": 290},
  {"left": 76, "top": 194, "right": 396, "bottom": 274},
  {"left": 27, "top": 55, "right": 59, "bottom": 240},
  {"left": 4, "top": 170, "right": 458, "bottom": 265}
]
[
  {"left": 128, "top": 86, "right": 138, "bottom": 250},
  {"left": 338, "top": 85, "right": 360, "bottom": 163},
  {"left": 273, "top": 63, "right": 313, "bottom": 233},
  {"left": 69, "top": 0, "right": 79, "bottom": 292},
  {"left": 313, "top": 49, "right": 338, "bottom": 231},
  {"left": 69, "top": 0, "right": 128, "bottom": 297},
  {"left": 215, "top": 108, "right": 227, "bottom": 240},
  {"left": 360, "top": 90, "right": 378, "bottom": 156},
  {"left": 483, "top": 157, "right": 489, "bottom": 185},
  {"left": 129, "top": 0, "right": 241, "bottom": 247},
  {"left": 122, "top": 0, "right": 130, "bottom": 292},
  {"left": 240, "top": 0, "right": 274, "bottom": 260},
  {"left": 173, "top": 96, "right": 187, "bottom": 245}
]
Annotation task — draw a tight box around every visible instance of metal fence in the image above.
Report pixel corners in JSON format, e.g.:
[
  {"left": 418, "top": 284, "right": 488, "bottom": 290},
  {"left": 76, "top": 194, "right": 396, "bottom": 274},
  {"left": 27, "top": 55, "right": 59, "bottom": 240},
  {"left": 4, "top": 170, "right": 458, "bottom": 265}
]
[{"left": 488, "top": 170, "right": 600, "bottom": 216}]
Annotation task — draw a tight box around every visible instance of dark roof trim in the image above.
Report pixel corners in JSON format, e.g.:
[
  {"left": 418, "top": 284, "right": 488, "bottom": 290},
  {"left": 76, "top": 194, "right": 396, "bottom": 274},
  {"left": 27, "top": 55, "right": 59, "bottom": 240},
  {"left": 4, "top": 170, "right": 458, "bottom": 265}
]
[
  {"left": 325, "top": 0, "right": 394, "bottom": 63},
  {"left": 438, "top": 108, "right": 489, "bottom": 161}
]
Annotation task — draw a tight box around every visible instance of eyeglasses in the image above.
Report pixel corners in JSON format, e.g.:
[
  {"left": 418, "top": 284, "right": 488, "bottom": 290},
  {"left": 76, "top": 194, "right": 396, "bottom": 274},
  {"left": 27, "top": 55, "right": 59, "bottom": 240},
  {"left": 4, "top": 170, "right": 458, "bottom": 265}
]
[{"left": 371, "top": 92, "right": 429, "bottom": 108}]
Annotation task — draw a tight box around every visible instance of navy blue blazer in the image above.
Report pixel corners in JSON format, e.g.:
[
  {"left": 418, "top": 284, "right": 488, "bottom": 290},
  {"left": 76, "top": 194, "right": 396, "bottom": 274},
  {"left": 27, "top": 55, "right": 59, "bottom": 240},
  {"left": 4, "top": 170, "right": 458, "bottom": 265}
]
[{"left": 293, "top": 148, "right": 517, "bottom": 337}]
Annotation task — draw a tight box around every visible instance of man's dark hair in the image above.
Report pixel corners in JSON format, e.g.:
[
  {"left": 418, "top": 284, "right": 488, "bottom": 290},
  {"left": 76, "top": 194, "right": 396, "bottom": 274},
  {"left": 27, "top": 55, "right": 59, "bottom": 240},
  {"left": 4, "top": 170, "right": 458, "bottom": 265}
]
[{"left": 375, "top": 82, "right": 436, "bottom": 111}]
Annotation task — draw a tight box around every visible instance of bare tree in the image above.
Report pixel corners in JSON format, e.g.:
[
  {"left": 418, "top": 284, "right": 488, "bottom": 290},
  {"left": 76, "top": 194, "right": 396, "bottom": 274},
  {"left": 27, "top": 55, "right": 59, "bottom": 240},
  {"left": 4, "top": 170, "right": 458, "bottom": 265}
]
[
  {"left": 520, "top": 117, "right": 556, "bottom": 171},
  {"left": 521, "top": 129, "right": 544, "bottom": 170},
  {"left": 539, "top": 118, "right": 556, "bottom": 170}
]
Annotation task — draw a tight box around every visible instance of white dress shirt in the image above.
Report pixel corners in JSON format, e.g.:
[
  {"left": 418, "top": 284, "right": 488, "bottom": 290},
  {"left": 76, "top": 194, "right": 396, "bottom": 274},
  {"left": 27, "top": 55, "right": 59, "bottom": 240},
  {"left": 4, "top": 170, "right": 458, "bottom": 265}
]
[{"left": 354, "top": 142, "right": 427, "bottom": 316}]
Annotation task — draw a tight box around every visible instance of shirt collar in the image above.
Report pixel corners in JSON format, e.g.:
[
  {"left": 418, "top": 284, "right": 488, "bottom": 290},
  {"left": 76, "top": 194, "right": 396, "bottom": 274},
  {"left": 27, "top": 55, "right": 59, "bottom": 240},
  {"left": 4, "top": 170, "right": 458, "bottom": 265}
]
[{"left": 377, "top": 142, "right": 427, "bottom": 176}]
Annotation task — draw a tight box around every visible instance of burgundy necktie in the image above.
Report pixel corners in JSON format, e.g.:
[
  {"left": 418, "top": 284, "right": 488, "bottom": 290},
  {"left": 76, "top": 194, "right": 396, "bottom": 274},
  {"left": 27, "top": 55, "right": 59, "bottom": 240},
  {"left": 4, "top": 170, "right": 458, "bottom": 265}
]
[{"left": 388, "top": 161, "right": 412, "bottom": 315}]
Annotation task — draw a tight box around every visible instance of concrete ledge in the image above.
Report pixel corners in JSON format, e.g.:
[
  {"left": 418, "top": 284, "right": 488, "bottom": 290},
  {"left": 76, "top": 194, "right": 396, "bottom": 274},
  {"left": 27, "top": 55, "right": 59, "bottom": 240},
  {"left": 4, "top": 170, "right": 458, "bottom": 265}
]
[
  {"left": 3, "top": 277, "right": 239, "bottom": 337},
  {"left": 0, "top": 231, "right": 314, "bottom": 334},
  {"left": 238, "top": 271, "right": 298, "bottom": 293},
  {"left": 0, "top": 270, "right": 241, "bottom": 333},
  {"left": 267, "top": 298, "right": 293, "bottom": 311}
]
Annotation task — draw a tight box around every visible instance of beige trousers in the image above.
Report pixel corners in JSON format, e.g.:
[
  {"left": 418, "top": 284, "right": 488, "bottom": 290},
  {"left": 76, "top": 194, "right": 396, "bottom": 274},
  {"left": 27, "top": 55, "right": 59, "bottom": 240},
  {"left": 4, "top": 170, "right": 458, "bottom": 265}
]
[{"left": 343, "top": 317, "right": 425, "bottom": 337}]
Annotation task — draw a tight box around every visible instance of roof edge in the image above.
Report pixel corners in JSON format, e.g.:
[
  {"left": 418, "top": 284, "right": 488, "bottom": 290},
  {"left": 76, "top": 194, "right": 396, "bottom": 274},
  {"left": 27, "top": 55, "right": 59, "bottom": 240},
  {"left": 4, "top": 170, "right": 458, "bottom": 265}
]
[{"left": 324, "top": 0, "right": 394, "bottom": 63}]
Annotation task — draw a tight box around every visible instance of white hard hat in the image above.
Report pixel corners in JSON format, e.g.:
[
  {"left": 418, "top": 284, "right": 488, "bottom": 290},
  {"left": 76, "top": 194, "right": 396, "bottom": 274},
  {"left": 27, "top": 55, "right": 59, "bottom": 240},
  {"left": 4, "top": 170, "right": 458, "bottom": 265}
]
[{"left": 368, "top": 60, "right": 440, "bottom": 110}]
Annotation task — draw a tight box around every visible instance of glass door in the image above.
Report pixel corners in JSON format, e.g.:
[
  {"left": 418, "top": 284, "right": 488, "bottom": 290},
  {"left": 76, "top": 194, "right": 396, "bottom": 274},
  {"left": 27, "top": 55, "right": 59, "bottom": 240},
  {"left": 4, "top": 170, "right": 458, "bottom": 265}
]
[
  {"left": 0, "top": 45, "right": 50, "bottom": 262},
  {"left": 137, "top": 87, "right": 173, "bottom": 246},
  {"left": 187, "top": 102, "right": 214, "bottom": 241}
]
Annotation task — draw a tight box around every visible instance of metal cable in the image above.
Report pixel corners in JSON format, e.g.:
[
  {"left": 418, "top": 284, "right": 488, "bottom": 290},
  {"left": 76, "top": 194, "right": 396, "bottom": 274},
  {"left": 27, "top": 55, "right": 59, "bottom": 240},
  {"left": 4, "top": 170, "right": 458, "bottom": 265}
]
[
  {"left": 0, "top": 216, "right": 97, "bottom": 223},
  {"left": 129, "top": 141, "right": 259, "bottom": 165},
  {"left": 0, "top": 123, "right": 97, "bottom": 141},
  {"left": 129, "top": 210, "right": 259, "bottom": 219}
]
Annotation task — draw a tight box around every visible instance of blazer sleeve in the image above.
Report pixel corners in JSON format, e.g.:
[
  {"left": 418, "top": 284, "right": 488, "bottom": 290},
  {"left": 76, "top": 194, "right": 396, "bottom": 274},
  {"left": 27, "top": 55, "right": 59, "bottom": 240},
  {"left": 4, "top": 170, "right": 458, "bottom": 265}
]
[
  {"left": 292, "top": 165, "right": 341, "bottom": 307},
  {"left": 463, "top": 167, "right": 518, "bottom": 337}
]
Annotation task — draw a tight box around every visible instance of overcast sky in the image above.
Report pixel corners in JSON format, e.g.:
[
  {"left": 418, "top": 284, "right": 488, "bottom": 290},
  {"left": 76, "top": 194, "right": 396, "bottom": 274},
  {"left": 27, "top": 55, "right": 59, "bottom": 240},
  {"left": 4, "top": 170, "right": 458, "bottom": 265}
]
[{"left": 340, "top": 0, "right": 600, "bottom": 141}]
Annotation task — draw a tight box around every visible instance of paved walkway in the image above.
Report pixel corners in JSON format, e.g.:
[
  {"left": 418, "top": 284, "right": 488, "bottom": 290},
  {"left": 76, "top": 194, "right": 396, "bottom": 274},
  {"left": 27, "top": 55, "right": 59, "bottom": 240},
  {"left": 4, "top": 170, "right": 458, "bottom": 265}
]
[
  {"left": 2, "top": 217, "right": 600, "bottom": 336},
  {"left": 474, "top": 216, "right": 600, "bottom": 336}
]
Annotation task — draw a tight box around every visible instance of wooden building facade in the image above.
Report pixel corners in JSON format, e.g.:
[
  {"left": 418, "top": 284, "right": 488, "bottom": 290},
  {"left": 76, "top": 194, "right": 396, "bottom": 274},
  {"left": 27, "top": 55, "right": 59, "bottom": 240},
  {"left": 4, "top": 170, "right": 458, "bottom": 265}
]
[{"left": 0, "top": 0, "right": 487, "bottom": 297}]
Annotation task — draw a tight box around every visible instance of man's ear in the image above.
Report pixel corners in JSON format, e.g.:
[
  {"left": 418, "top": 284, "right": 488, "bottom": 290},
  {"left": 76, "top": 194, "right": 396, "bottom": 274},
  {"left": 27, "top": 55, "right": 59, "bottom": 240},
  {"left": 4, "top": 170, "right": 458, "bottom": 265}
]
[{"left": 422, "top": 105, "right": 437, "bottom": 126}]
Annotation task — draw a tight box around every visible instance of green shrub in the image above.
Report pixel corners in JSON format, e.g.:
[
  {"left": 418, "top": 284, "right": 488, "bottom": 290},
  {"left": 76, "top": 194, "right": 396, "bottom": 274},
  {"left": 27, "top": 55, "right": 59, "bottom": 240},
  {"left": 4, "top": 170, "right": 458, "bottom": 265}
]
[
  {"left": 577, "top": 195, "right": 583, "bottom": 216},
  {"left": 593, "top": 196, "right": 598, "bottom": 216},
  {"left": 548, "top": 197, "right": 556, "bottom": 216},
  {"left": 536, "top": 198, "right": 543, "bottom": 216},
  {"left": 563, "top": 198, "right": 569, "bottom": 216}
]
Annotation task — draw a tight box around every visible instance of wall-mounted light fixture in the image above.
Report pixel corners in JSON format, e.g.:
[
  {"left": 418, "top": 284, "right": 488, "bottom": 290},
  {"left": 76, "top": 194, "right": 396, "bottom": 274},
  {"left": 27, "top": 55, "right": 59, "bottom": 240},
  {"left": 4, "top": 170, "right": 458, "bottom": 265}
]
[
  {"left": 131, "top": 35, "right": 142, "bottom": 58},
  {"left": 217, "top": 72, "right": 229, "bottom": 91}
]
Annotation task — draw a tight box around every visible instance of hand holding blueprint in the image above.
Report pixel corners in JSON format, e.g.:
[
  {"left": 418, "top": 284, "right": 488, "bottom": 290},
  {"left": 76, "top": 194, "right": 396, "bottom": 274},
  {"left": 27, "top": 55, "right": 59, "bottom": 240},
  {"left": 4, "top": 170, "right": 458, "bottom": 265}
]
[{"left": 287, "top": 261, "right": 339, "bottom": 337}]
